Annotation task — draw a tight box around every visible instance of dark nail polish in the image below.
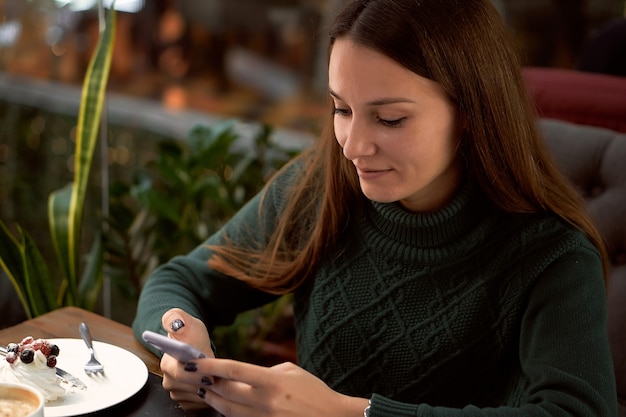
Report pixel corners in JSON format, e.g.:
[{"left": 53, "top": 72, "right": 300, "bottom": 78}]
[
  {"left": 170, "top": 319, "right": 185, "bottom": 332},
  {"left": 197, "top": 387, "right": 206, "bottom": 399},
  {"left": 201, "top": 376, "right": 213, "bottom": 386},
  {"left": 184, "top": 362, "right": 198, "bottom": 372}
]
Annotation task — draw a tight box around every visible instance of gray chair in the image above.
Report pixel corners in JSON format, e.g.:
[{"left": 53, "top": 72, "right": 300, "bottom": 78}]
[{"left": 540, "top": 118, "right": 626, "bottom": 415}]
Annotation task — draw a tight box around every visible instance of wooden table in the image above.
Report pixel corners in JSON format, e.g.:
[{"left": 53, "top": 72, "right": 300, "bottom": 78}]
[{"left": 0, "top": 306, "right": 219, "bottom": 416}]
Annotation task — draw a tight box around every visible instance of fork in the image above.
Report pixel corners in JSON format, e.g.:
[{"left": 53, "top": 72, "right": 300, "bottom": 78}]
[{"left": 79, "top": 322, "right": 105, "bottom": 375}]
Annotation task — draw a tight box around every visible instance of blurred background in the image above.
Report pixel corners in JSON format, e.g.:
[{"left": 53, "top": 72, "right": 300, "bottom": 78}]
[
  {"left": 1, "top": 0, "right": 625, "bottom": 132},
  {"left": 0, "top": 0, "right": 625, "bottom": 331}
]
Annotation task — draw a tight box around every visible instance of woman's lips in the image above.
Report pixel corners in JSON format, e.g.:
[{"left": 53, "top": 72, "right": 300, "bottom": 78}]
[{"left": 355, "top": 167, "right": 393, "bottom": 180}]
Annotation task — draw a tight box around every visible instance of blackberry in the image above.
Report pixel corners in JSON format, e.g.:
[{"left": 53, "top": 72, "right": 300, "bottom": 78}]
[
  {"left": 5, "top": 351, "right": 17, "bottom": 364},
  {"left": 20, "top": 348, "right": 35, "bottom": 364},
  {"left": 46, "top": 356, "right": 57, "bottom": 368},
  {"left": 50, "top": 344, "right": 60, "bottom": 357}
]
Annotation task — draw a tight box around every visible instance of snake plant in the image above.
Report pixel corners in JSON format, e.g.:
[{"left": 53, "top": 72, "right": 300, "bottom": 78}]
[{"left": 0, "top": 7, "right": 116, "bottom": 318}]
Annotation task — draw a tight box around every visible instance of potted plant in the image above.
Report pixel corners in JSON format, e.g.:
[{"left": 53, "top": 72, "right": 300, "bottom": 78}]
[
  {"left": 106, "top": 121, "right": 300, "bottom": 363},
  {"left": 0, "top": 4, "right": 116, "bottom": 318}
]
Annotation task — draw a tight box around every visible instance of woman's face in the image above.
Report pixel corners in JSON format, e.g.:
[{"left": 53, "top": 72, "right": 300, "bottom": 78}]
[{"left": 329, "top": 39, "right": 463, "bottom": 212}]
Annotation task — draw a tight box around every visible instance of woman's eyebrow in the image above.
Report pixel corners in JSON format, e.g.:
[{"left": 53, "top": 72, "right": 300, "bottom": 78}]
[
  {"left": 366, "top": 97, "right": 416, "bottom": 106},
  {"left": 328, "top": 88, "right": 415, "bottom": 106}
]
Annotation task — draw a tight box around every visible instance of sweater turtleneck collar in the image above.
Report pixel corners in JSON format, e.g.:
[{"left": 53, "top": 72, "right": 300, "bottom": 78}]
[{"left": 365, "top": 180, "right": 491, "bottom": 248}]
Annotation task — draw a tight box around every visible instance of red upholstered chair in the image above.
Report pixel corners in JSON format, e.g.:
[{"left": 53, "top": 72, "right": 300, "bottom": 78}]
[{"left": 523, "top": 67, "right": 626, "bottom": 133}]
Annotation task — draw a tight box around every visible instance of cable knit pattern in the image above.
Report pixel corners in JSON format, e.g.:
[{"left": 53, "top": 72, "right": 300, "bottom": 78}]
[
  {"left": 133, "top": 166, "right": 617, "bottom": 417},
  {"left": 292, "top": 182, "right": 615, "bottom": 415},
  {"left": 298, "top": 188, "right": 534, "bottom": 399}
]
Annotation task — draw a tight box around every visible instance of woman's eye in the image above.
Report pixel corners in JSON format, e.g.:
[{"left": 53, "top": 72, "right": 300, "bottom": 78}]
[
  {"left": 377, "top": 117, "right": 405, "bottom": 127},
  {"left": 332, "top": 107, "right": 351, "bottom": 117}
]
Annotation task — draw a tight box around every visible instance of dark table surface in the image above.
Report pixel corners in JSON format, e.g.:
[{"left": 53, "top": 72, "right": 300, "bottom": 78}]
[{"left": 85, "top": 373, "right": 221, "bottom": 417}]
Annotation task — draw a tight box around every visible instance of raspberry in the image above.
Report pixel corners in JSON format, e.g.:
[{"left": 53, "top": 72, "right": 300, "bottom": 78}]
[
  {"left": 20, "top": 336, "right": 34, "bottom": 346},
  {"left": 20, "top": 349, "right": 34, "bottom": 364},
  {"left": 36, "top": 340, "right": 52, "bottom": 357},
  {"left": 5, "top": 352, "right": 17, "bottom": 364},
  {"left": 31, "top": 339, "right": 43, "bottom": 351}
]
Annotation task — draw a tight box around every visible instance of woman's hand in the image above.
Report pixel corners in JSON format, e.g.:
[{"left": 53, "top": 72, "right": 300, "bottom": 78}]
[
  {"left": 173, "top": 358, "right": 368, "bottom": 417},
  {"left": 160, "top": 308, "right": 216, "bottom": 410}
]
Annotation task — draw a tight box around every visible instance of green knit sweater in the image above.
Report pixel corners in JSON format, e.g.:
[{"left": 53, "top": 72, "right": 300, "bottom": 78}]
[{"left": 133, "top": 165, "right": 617, "bottom": 417}]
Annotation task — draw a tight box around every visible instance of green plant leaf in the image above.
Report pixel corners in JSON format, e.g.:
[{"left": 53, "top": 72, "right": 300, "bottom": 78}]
[
  {"left": 20, "top": 228, "right": 58, "bottom": 316},
  {"left": 48, "top": 183, "right": 74, "bottom": 302},
  {"left": 136, "top": 189, "right": 181, "bottom": 223},
  {"left": 48, "top": 7, "right": 116, "bottom": 307},
  {"left": 0, "top": 221, "right": 31, "bottom": 318},
  {"left": 188, "top": 121, "right": 235, "bottom": 154},
  {"left": 78, "top": 231, "right": 104, "bottom": 311},
  {"left": 0, "top": 221, "right": 57, "bottom": 318},
  {"left": 229, "top": 155, "right": 257, "bottom": 183}
]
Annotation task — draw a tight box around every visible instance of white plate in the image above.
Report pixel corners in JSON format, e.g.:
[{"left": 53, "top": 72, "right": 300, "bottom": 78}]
[{"left": 44, "top": 338, "right": 148, "bottom": 417}]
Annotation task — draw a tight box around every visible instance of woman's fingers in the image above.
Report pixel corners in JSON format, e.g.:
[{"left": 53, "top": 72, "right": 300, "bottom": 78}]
[
  {"left": 169, "top": 391, "right": 210, "bottom": 411},
  {"left": 163, "top": 363, "right": 213, "bottom": 411},
  {"left": 198, "top": 358, "right": 272, "bottom": 387},
  {"left": 163, "top": 373, "right": 207, "bottom": 409},
  {"left": 172, "top": 358, "right": 363, "bottom": 417},
  {"left": 161, "top": 308, "right": 214, "bottom": 357},
  {"left": 201, "top": 384, "right": 257, "bottom": 417},
  {"left": 165, "top": 358, "right": 260, "bottom": 415},
  {"left": 173, "top": 358, "right": 271, "bottom": 408}
]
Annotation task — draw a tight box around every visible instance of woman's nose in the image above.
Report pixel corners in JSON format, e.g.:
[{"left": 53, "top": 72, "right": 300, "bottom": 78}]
[{"left": 339, "top": 120, "right": 376, "bottom": 160}]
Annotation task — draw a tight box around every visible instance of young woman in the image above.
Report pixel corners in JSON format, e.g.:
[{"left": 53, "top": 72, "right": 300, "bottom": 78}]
[{"left": 133, "top": 0, "right": 617, "bottom": 416}]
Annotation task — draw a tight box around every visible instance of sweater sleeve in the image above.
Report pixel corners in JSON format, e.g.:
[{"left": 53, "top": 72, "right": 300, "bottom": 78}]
[
  {"left": 368, "top": 242, "right": 617, "bottom": 417},
  {"left": 131, "top": 163, "right": 299, "bottom": 355}
]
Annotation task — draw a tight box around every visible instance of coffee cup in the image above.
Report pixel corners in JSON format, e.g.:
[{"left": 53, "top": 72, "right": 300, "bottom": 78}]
[{"left": 0, "top": 382, "right": 44, "bottom": 417}]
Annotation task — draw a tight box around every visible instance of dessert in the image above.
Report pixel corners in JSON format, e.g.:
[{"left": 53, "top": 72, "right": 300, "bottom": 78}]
[{"left": 0, "top": 337, "right": 65, "bottom": 402}]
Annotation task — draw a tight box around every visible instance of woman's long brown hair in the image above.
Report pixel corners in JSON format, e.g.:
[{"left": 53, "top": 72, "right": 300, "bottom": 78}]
[{"left": 208, "top": 0, "right": 609, "bottom": 293}]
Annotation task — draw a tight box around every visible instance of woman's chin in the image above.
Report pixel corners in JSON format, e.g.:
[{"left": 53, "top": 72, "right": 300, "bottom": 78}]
[{"left": 360, "top": 186, "right": 398, "bottom": 204}]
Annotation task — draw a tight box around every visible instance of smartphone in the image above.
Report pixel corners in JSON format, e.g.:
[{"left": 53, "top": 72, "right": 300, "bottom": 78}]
[{"left": 142, "top": 330, "right": 207, "bottom": 363}]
